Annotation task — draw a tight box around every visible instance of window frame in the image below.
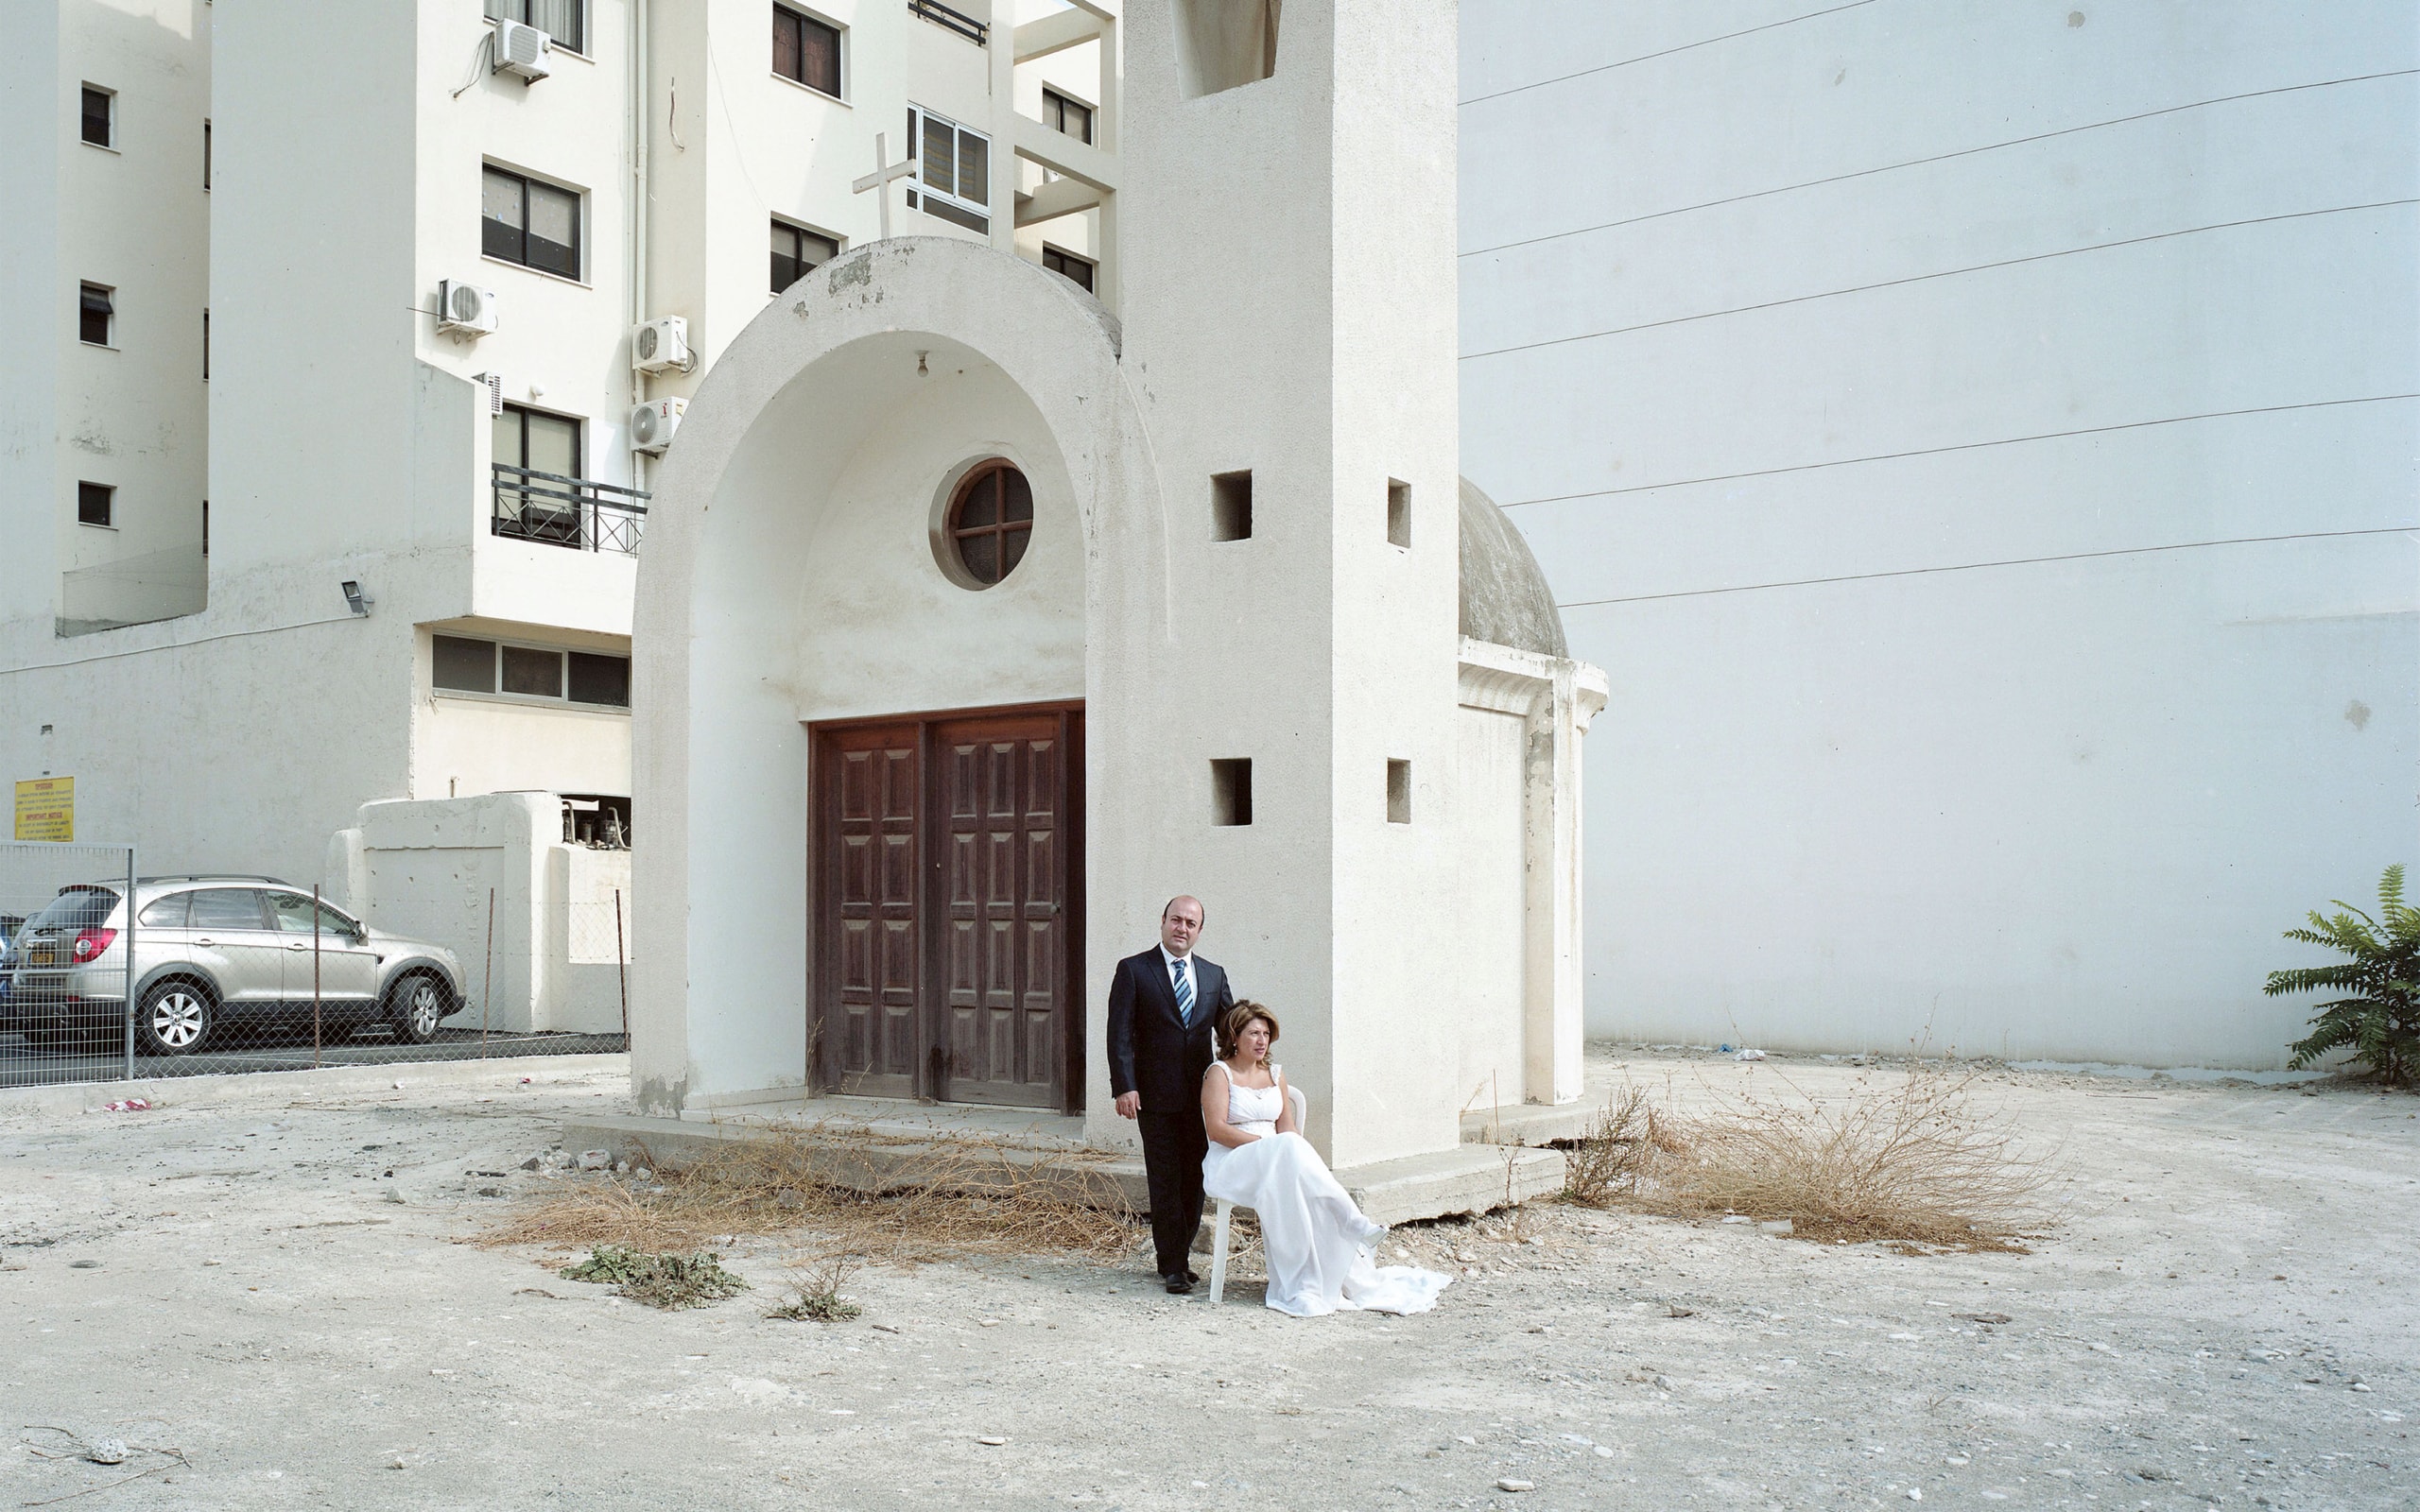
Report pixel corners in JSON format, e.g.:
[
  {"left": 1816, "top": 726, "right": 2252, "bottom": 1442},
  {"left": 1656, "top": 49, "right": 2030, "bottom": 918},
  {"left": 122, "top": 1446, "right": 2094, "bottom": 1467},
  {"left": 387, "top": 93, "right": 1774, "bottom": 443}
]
[
  {"left": 771, "top": 4, "right": 845, "bottom": 99},
  {"left": 769, "top": 216, "right": 842, "bottom": 295},
  {"left": 78, "top": 283, "right": 114, "bottom": 347},
  {"left": 77, "top": 482, "right": 114, "bottom": 529},
  {"left": 429, "top": 631, "right": 632, "bottom": 713},
  {"left": 905, "top": 103, "right": 991, "bottom": 233},
  {"left": 1041, "top": 244, "right": 1096, "bottom": 293},
  {"left": 79, "top": 85, "right": 114, "bottom": 149},
  {"left": 484, "top": 0, "right": 587, "bottom": 58},
  {"left": 480, "top": 163, "right": 586, "bottom": 283},
  {"left": 942, "top": 459, "right": 1034, "bottom": 589},
  {"left": 1042, "top": 87, "right": 1094, "bottom": 145}
]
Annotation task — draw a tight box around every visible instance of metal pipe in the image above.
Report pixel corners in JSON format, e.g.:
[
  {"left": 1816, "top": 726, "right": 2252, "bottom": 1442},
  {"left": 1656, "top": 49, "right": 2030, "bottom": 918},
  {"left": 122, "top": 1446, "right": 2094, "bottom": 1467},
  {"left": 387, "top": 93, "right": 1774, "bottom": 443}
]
[
  {"left": 312, "top": 883, "right": 323, "bottom": 1069},
  {"left": 614, "top": 887, "right": 629, "bottom": 1040},
  {"left": 630, "top": 0, "right": 650, "bottom": 491},
  {"left": 122, "top": 846, "right": 136, "bottom": 1081}
]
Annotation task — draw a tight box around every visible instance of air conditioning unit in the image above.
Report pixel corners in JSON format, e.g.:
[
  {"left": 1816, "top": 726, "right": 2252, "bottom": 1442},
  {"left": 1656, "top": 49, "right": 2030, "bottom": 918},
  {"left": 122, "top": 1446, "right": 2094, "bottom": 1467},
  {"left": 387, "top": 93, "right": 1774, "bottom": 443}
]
[
  {"left": 438, "top": 280, "right": 500, "bottom": 336},
  {"left": 631, "top": 317, "right": 691, "bottom": 374},
  {"left": 631, "top": 397, "right": 686, "bottom": 454},
  {"left": 493, "top": 20, "right": 553, "bottom": 80}
]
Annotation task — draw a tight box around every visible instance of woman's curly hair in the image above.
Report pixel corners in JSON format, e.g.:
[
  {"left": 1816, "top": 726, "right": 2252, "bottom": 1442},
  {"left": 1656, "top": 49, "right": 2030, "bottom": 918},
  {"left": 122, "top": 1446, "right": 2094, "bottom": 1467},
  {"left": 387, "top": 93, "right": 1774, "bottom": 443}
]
[{"left": 1215, "top": 1001, "right": 1280, "bottom": 1066}]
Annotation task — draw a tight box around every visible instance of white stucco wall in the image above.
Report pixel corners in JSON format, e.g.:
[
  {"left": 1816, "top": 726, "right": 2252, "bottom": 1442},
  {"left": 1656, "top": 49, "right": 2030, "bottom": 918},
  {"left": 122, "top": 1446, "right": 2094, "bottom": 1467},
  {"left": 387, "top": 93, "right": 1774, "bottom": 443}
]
[
  {"left": 1459, "top": 1, "right": 2420, "bottom": 1068},
  {"left": 792, "top": 368, "right": 1085, "bottom": 722},
  {"left": 1453, "top": 702, "right": 1529, "bottom": 1110}
]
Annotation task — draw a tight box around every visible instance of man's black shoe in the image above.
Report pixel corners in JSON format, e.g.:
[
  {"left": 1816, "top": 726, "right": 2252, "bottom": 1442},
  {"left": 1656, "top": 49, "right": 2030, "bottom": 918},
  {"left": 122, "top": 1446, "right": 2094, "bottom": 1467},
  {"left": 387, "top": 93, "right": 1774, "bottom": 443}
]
[
  {"left": 1163, "top": 1273, "right": 1194, "bottom": 1295},
  {"left": 1184, "top": 1267, "right": 1201, "bottom": 1283}
]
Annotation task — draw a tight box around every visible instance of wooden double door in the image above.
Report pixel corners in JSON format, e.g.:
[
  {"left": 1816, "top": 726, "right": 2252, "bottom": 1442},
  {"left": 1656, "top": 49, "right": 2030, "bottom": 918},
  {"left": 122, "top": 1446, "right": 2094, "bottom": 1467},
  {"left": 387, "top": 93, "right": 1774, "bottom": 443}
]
[{"left": 810, "top": 703, "right": 1083, "bottom": 1110}]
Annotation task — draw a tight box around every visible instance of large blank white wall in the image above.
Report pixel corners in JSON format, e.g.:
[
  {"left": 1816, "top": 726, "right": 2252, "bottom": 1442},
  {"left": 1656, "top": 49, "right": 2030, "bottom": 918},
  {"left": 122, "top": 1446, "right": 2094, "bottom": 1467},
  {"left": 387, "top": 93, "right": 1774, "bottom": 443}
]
[{"left": 1460, "top": 1, "right": 2419, "bottom": 1068}]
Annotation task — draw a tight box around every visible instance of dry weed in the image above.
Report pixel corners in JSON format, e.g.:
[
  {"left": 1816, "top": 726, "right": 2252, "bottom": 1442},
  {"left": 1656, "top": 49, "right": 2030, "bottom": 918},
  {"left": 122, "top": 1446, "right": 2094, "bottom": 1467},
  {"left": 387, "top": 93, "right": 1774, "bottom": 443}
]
[
  {"left": 480, "top": 1121, "right": 1143, "bottom": 1266},
  {"left": 1564, "top": 1062, "right": 2049, "bottom": 1250},
  {"left": 768, "top": 1249, "right": 865, "bottom": 1323}
]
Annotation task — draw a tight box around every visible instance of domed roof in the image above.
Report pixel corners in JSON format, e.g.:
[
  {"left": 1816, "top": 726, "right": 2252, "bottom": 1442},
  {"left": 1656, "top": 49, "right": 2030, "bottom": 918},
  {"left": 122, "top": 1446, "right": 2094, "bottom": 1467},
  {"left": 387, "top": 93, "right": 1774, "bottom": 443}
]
[{"left": 1458, "top": 477, "right": 1567, "bottom": 659}]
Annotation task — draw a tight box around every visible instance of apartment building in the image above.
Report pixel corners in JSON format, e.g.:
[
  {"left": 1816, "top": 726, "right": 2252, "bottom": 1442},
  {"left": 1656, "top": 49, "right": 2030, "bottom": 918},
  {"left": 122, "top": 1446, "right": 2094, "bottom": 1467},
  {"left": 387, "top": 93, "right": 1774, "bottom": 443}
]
[{"left": 1, "top": 0, "right": 1115, "bottom": 882}]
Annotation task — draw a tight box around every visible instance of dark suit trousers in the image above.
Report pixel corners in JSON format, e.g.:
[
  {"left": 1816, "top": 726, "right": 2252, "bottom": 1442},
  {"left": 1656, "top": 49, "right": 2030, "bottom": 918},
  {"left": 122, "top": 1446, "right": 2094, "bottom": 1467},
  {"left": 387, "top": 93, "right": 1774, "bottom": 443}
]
[{"left": 1137, "top": 1109, "right": 1208, "bottom": 1276}]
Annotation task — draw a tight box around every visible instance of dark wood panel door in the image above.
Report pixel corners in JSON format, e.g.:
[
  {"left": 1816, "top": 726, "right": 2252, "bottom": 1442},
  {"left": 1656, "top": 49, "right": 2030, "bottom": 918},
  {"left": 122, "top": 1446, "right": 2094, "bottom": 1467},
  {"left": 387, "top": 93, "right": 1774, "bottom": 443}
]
[
  {"left": 817, "top": 722, "right": 921, "bottom": 1100},
  {"left": 811, "top": 704, "right": 1082, "bottom": 1110},
  {"left": 934, "top": 712, "right": 1067, "bottom": 1108}
]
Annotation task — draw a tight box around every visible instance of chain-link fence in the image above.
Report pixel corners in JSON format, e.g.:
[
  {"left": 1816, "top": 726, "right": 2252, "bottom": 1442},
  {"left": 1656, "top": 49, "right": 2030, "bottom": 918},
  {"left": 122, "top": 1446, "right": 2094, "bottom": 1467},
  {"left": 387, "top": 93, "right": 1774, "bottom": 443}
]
[{"left": 0, "top": 842, "right": 626, "bottom": 1091}]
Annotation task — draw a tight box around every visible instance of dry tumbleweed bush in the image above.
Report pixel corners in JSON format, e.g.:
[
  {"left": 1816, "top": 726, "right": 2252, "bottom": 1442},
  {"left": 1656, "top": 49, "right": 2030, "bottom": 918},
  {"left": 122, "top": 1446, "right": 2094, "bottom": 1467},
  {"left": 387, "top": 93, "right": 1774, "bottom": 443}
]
[
  {"left": 481, "top": 1121, "right": 1142, "bottom": 1264},
  {"left": 1564, "top": 1064, "right": 2051, "bottom": 1250}
]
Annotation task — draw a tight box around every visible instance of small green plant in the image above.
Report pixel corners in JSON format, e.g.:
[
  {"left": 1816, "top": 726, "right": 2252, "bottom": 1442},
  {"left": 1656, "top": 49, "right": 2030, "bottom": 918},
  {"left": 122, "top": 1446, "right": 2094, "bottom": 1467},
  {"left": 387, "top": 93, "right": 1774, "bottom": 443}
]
[
  {"left": 767, "top": 1250, "right": 863, "bottom": 1324},
  {"left": 560, "top": 1245, "right": 749, "bottom": 1310},
  {"left": 2269, "top": 864, "right": 2420, "bottom": 1087}
]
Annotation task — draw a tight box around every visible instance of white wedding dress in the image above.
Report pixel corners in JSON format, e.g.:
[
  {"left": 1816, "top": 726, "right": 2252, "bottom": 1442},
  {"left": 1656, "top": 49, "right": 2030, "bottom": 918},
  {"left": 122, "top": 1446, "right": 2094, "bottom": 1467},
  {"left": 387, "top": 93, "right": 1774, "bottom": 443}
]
[{"left": 1200, "top": 1062, "right": 1454, "bottom": 1318}]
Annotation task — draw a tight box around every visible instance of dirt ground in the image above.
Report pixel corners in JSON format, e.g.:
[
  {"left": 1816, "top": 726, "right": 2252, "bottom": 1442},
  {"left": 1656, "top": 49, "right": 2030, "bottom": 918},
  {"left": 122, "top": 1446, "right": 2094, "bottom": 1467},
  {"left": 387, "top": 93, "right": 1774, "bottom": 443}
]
[{"left": 2, "top": 1051, "right": 2412, "bottom": 1510}]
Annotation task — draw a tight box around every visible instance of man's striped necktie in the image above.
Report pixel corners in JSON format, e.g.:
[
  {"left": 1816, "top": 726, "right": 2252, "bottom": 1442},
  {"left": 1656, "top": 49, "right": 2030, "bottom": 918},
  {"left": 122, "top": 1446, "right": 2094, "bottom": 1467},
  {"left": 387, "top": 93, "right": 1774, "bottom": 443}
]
[{"left": 1172, "top": 957, "right": 1194, "bottom": 1026}]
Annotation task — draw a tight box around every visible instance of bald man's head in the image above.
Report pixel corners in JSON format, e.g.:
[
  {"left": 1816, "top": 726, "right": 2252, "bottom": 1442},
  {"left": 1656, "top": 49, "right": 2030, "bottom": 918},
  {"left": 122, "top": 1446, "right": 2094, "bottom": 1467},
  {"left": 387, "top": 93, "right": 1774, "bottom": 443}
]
[{"left": 1161, "top": 895, "right": 1204, "bottom": 956}]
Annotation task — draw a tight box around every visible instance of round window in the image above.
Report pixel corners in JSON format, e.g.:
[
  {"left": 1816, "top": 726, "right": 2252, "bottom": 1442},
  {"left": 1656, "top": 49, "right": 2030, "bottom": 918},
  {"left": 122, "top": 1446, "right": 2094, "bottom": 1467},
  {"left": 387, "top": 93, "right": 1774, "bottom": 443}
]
[{"left": 945, "top": 460, "right": 1033, "bottom": 587}]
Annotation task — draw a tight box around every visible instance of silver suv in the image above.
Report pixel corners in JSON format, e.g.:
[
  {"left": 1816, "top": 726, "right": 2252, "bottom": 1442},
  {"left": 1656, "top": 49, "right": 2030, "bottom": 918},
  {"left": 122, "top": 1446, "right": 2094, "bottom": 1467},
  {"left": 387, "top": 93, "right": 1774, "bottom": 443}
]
[{"left": 2, "top": 877, "right": 465, "bottom": 1056}]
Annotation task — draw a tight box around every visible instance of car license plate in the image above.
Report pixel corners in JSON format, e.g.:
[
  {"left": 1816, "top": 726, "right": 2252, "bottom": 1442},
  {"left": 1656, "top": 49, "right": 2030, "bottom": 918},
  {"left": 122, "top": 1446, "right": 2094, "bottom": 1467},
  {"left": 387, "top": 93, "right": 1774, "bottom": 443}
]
[{"left": 26, "top": 946, "right": 55, "bottom": 967}]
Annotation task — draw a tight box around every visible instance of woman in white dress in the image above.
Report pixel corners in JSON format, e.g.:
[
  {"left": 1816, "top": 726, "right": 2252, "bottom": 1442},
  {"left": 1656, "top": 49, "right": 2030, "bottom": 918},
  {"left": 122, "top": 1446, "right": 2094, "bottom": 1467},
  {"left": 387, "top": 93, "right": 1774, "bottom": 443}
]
[{"left": 1199, "top": 1002, "right": 1453, "bottom": 1318}]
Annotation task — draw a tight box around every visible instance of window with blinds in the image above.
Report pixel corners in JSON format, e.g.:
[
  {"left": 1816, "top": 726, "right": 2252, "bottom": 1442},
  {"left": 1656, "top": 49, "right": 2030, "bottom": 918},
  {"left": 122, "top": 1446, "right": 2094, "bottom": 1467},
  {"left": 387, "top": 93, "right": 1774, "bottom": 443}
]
[
  {"left": 906, "top": 105, "right": 990, "bottom": 234},
  {"left": 485, "top": 0, "right": 585, "bottom": 55},
  {"left": 771, "top": 220, "right": 841, "bottom": 294},
  {"left": 773, "top": 5, "right": 842, "bottom": 96}
]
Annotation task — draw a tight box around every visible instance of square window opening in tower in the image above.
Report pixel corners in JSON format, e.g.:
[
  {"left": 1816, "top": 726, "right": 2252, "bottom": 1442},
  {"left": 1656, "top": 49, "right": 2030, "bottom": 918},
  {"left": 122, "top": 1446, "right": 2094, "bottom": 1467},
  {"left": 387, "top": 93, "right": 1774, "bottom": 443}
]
[
  {"left": 1211, "top": 471, "right": 1253, "bottom": 541},
  {"left": 1211, "top": 759, "right": 1253, "bottom": 826},
  {"left": 1174, "top": 0, "right": 1281, "bottom": 97}
]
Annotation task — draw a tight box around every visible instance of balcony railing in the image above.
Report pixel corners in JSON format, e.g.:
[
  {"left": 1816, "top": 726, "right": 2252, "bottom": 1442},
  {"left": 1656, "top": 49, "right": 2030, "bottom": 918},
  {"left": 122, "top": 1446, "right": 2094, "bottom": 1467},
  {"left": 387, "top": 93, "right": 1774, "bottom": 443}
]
[
  {"left": 491, "top": 464, "right": 649, "bottom": 557},
  {"left": 910, "top": 0, "right": 987, "bottom": 46}
]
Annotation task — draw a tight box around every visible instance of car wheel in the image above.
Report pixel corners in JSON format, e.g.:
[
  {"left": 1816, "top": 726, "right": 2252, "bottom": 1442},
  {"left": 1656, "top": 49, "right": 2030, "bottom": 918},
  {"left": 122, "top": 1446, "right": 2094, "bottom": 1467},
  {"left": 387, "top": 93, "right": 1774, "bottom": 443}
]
[
  {"left": 138, "top": 981, "right": 214, "bottom": 1056},
  {"left": 390, "top": 973, "right": 446, "bottom": 1044}
]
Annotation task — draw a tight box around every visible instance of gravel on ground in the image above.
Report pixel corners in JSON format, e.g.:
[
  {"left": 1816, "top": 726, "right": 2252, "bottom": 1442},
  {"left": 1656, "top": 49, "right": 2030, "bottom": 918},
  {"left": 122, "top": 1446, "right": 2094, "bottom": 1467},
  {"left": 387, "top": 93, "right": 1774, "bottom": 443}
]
[{"left": 1, "top": 1051, "right": 2411, "bottom": 1509}]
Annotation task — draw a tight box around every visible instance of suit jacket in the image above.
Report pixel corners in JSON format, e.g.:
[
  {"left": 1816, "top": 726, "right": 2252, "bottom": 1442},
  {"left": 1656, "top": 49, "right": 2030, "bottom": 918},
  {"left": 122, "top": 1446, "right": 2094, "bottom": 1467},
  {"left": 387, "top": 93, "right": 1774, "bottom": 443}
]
[{"left": 1106, "top": 947, "right": 1233, "bottom": 1114}]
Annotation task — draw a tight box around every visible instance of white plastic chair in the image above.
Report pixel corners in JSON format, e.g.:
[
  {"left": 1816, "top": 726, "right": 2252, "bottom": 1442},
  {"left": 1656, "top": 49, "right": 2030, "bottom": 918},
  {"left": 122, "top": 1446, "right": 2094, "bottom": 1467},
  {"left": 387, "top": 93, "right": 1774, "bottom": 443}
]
[{"left": 1207, "top": 1082, "right": 1307, "bottom": 1304}]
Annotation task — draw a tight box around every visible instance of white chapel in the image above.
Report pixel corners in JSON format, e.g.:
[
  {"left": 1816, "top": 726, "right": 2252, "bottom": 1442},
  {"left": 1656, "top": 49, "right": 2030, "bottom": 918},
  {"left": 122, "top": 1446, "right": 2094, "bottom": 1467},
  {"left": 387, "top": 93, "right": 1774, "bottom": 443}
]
[{"left": 629, "top": 0, "right": 1605, "bottom": 1175}]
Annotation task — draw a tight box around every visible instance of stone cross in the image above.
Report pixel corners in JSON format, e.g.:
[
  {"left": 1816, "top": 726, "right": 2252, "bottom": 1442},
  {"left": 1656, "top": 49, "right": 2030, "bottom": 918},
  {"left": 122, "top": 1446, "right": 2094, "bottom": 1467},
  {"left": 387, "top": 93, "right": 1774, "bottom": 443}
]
[{"left": 852, "top": 131, "right": 918, "bottom": 242}]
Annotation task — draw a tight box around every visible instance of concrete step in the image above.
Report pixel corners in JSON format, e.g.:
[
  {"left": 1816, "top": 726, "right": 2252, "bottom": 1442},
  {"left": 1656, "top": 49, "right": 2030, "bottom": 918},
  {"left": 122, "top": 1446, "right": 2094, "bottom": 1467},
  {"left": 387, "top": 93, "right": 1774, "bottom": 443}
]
[
  {"left": 555, "top": 1112, "right": 1566, "bottom": 1227},
  {"left": 1339, "top": 1143, "right": 1566, "bottom": 1226},
  {"left": 1461, "top": 1098, "right": 1606, "bottom": 1147}
]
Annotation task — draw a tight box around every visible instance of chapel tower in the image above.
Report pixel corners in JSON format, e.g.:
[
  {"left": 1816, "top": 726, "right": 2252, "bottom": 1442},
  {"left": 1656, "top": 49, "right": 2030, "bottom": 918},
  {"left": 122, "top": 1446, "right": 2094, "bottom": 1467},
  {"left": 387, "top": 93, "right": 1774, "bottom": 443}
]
[{"left": 1100, "top": 0, "right": 1465, "bottom": 1166}]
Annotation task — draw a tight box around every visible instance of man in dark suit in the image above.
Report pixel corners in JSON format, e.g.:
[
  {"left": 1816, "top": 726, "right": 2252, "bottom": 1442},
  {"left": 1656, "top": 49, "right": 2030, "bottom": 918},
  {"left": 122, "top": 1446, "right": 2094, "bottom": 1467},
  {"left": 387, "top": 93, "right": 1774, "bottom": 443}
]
[{"left": 1107, "top": 895, "right": 1235, "bottom": 1294}]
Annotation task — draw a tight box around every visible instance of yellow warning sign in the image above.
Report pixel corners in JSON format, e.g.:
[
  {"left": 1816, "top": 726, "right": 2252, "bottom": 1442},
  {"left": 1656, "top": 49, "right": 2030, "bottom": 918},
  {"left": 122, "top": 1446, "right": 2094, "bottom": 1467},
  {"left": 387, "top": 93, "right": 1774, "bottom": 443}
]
[{"left": 13, "top": 777, "right": 73, "bottom": 842}]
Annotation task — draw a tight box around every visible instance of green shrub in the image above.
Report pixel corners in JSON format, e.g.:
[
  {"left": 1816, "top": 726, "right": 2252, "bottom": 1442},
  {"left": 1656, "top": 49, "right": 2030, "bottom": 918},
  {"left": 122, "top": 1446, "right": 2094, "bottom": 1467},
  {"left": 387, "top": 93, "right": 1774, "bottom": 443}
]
[
  {"left": 2267, "top": 865, "right": 2420, "bottom": 1087},
  {"left": 560, "top": 1245, "right": 749, "bottom": 1310}
]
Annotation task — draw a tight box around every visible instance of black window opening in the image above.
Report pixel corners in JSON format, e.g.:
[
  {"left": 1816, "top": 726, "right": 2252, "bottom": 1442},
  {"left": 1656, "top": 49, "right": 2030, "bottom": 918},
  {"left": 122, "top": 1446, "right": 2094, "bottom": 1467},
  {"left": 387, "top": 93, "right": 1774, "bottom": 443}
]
[
  {"left": 78, "top": 284, "right": 112, "bottom": 346},
  {"left": 80, "top": 87, "right": 112, "bottom": 147},
  {"left": 484, "top": 0, "right": 585, "bottom": 54},
  {"left": 1042, "top": 88, "right": 1093, "bottom": 145},
  {"left": 482, "top": 165, "right": 582, "bottom": 280},
  {"left": 78, "top": 482, "right": 113, "bottom": 528},
  {"left": 772, "top": 5, "right": 841, "bottom": 95},
  {"left": 202, "top": 307, "right": 209, "bottom": 381},
  {"left": 434, "top": 633, "right": 631, "bottom": 709},
  {"left": 906, "top": 105, "right": 989, "bottom": 234},
  {"left": 771, "top": 219, "right": 840, "bottom": 294},
  {"left": 1041, "top": 245, "right": 1095, "bottom": 293},
  {"left": 202, "top": 120, "right": 210, "bottom": 189}
]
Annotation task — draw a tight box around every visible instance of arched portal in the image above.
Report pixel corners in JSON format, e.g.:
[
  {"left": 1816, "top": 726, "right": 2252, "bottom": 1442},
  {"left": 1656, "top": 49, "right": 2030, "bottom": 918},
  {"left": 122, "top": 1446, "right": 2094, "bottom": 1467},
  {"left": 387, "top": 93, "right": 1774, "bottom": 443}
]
[{"left": 630, "top": 238, "right": 1141, "bottom": 1117}]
